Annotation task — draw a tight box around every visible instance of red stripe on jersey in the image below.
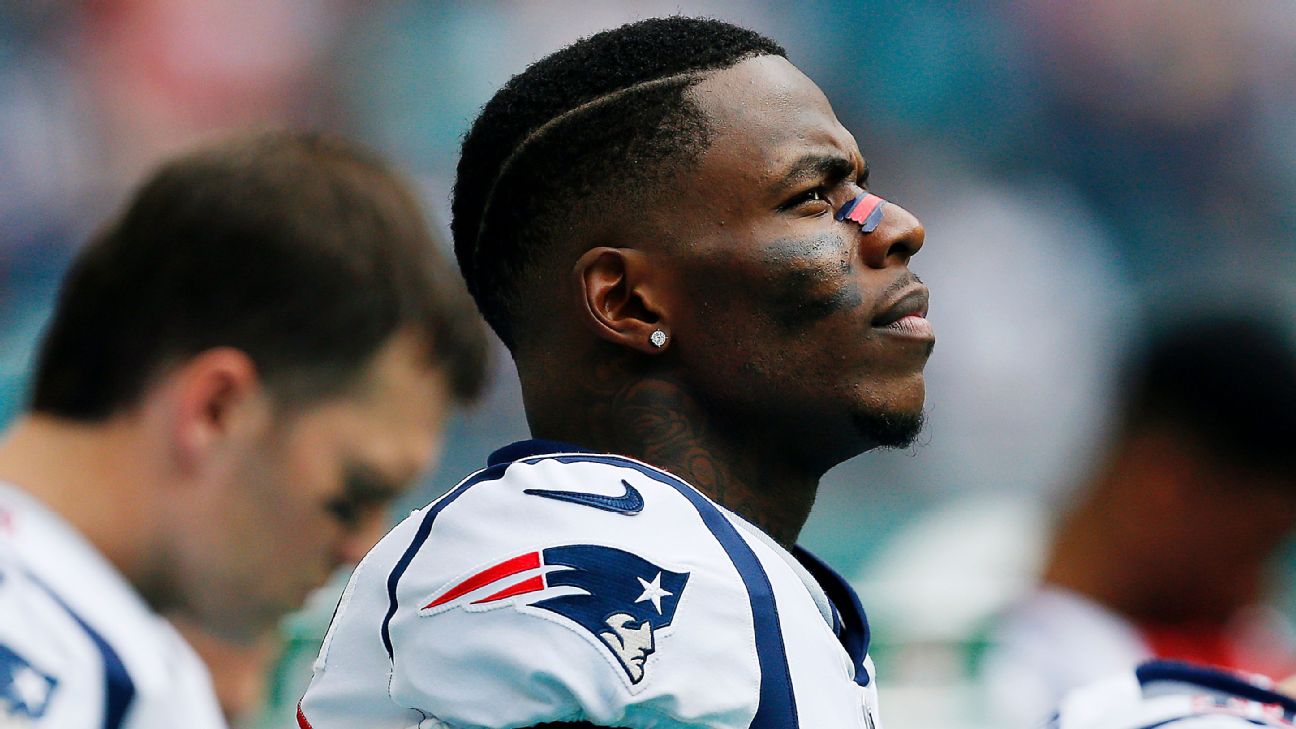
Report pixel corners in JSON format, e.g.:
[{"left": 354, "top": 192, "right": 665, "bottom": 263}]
[
  {"left": 472, "top": 574, "right": 547, "bottom": 604},
  {"left": 296, "top": 702, "right": 314, "bottom": 729},
  {"left": 423, "top": 551, "right": 541, "bottom": 609}
]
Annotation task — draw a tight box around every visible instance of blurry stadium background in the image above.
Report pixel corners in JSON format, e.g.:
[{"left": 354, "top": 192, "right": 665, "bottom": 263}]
[{"left": 2, "top": 2, "right": 1294, "bottom": 727}]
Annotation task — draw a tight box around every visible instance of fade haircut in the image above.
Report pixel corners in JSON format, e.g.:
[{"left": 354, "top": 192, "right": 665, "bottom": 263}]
[
  {"left": 33, "top": 130, "right": 489, "bottom": 420},
  {"left": 452, "top": 16, "right": 785, "bottom": 349}
]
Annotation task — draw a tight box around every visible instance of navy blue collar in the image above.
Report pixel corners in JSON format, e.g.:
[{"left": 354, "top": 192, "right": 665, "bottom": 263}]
[
  {"left": 487, "top": 439, "right": 594, "bottom": 466},
  {"left": 794, "top": 546, "right": 873, "bottom": 686},
  {"left": 1136, "top": 660, "right": 1296, "bottom": 716}
]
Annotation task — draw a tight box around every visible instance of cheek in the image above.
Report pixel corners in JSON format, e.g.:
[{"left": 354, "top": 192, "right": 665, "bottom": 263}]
[
  {"left": 762, "top": 258, "right": 864, "bottom": 331},
  {"left": 696, "top": 231, "right": 867, "bottom": 332},
  {"left": 252, "top": 438, "right": 343, "bottom": 547},
  {"left": 689, "top": 277, "right": 868, "bottom": 372}
]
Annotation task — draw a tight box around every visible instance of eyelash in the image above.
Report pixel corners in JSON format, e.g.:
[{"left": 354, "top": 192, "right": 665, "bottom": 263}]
[
  {"left": 784, "top": 176, "right": 869, "bottom": 212},
  {"left": 786, "top": 188, "right": 829, "bottom": 209}
]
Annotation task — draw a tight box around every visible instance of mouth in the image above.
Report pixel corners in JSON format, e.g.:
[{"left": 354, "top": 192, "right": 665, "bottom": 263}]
[{"left": 872, "top": 286, "right": 932, "bottom": 338}]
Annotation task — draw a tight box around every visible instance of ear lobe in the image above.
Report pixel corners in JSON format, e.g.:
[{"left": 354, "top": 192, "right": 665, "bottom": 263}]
[
  {"left": 573, "top": 247, "right": 669, "bottom": 355},
  {"left": 168, "top": 348, "right": 265, "bottom": 472}
]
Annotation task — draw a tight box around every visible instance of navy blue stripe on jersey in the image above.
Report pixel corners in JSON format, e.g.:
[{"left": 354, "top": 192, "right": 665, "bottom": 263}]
[
  {"left": 25, "top": 571, "right": 134, "bottom": 729},
  {"left": 1134, "top": 719, "right": 1190, "bottom": 729},
  {"left": 380, "top": 462, "right": 511, "bottom": 661},
  {"left": 794, "top": 547, "right": 872, "bottom": 687},
  {"left": 542, "top": 453, "right": 800, "bottom": 729},
  {"left": 1136, "top": 660, "right": 1296, "bottom": 719},
  {"left": 1135, "top": 719, "right": 1271, "bottom": 729}
]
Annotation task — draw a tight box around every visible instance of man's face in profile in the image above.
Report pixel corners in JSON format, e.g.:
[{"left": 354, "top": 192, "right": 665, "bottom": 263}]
[
  {"left": 642, "top": 55, "right": 933, "bottom": 467},
  {"left": 600, "top": 612, "right": 656, "bottom": 683}
]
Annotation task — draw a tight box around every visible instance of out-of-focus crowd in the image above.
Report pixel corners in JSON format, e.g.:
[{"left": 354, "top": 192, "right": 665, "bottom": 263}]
[{"left": 2, "top": 3, "right": 1294, "bottom": 728}]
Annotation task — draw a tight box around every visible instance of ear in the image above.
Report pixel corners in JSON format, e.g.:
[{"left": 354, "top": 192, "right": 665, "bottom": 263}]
[
  {"left": 164, "top": 348, "right": 267, "bottom": 473},
  {"left": 573, "top": 247, "right": 670, "bottom": 354}
]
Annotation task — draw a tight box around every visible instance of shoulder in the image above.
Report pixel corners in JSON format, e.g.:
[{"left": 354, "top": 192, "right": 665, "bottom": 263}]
[
  {"left": 0, "top": 554, "right": 101, "bottom": 726},
  {"left": 979, "top": 586, "right": 1153, "bottom": 728},
  {"left": 0, "top": 491, "right": 224, "bottom": 729},
  {"left": 385, "top": 448, "right": 754, "bottom": 604},
  {"left": 311, "top": 444, "right": 769, "bottom": 728},
  {"left": 1052, "top": 660, "right": 1296, "bottom": 729},
  {"left": 304, "top": 442, "right": 883, "bottom": 728}
]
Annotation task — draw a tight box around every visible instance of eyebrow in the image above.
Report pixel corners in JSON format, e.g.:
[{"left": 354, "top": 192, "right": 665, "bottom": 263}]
[{"left": 769, "top": 153, "right": 865, "bottom": 194}]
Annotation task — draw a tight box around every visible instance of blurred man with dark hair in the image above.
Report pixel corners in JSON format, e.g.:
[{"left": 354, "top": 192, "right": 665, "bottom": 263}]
[
  {"left": 300, "top": 16, "right": 932, "bottom": 729},
  {"left": 0, "top": 130, "right": 487, "bottom": 727},
  {"left": 982, "top": 310, "right": 1296, "bottom": 728}
]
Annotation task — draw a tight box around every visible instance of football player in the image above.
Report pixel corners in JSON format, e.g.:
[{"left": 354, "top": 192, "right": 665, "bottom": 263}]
[
  {"left": 982, "top": 310, "right": 1296, "bottom": 728},
  {"left": 299, "top": 17, "right": 931, "bottom": 729},
  {"left": 0, "top": 131, "right": 487, "bottom": 727}
]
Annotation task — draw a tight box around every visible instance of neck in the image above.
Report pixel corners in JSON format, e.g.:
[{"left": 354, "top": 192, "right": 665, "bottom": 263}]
[
  {"left": 0, "top": 413, "right": 166, "bottom": 600},
  {"left": 524, "top": 353, "right": 822, "bottom": 549}
]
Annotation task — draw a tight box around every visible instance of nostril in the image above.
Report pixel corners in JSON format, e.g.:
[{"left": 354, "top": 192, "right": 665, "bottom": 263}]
[{"left": 887, "top": 240, "right": 914, "bottom": 262}]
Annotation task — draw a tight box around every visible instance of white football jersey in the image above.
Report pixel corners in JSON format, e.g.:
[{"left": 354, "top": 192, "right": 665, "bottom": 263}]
[
  {"left": 1052, "top": 660, "right": 1296, "bottom": 729},
  {"left": 0, "top": 482, "right": 227, "bottom": 729},
  {"left": 981, "top": 586, "right": 1153, "bottom": 728},
  {"left": 299, "top": 440, "right": 881, "bottom": 729}
]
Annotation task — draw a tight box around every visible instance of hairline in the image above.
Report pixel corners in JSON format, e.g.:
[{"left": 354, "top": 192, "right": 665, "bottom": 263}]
[
  {"left": 473, "top": 69, "right": 707, "bottom": 263},
  {"left": 474, "top": 50, "right": 782, "bottom": 264}
]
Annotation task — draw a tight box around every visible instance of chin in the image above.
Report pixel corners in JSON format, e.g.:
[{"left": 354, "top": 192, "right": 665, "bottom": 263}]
[
  {"left": 850, "top": 406, "right": 926, "bottom": 450},
  {"left": 842, "top": 376, "right": 926, "bottom": 449}
]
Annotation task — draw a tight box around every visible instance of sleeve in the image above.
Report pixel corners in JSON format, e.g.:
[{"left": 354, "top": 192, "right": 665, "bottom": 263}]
[
  {"left": 382, "top": 457, "right": 764, "bottom": 729},
  {"left": 0, "top": 559, "right": 103, "bottom": 728}
]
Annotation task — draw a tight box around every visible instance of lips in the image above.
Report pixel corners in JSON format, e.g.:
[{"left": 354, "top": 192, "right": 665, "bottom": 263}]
[{"left": 872, "top": 287, "right": 929, "bottom": 328}]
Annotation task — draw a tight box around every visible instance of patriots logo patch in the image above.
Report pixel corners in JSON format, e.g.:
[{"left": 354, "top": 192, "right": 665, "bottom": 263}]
[
  {"left": 1, "top": 642, "right": 58, "bottom": 720},
  {"left": 421, "top": 545, "right": 689, "bottom": 683}
]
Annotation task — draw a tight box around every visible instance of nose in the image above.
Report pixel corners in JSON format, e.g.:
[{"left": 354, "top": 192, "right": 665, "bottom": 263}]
[{"left": 858, "top": 201, "right": 924, "bottom": 269}]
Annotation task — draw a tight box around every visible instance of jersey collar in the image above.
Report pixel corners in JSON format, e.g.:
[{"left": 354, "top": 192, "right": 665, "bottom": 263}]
[{"left": 487, "top": 439, "right": 593, "bottom": 466}]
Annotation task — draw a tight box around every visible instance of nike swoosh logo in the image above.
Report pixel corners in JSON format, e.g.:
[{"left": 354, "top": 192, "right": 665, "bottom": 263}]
[{"left": 524, "top": 480, "right": 644, "bottom": 515}]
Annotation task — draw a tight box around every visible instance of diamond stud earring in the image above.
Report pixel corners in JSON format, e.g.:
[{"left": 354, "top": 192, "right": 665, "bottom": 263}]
[{"left": 649, "top": 330, "right": 668, "bottom": 348}]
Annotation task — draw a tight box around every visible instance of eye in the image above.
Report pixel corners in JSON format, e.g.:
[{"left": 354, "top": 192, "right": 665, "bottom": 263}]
[
  {"left": 325, "top": 496, "right": 361, "bottom": 527},
  {"left": 782, "top": 187, "right": 831, "bottom": 212},
  {"left": 326, "top": 466, "right": 402, "bottom": 529}
]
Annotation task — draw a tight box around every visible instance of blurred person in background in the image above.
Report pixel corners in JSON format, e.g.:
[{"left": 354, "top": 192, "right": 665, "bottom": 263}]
[
  {"left": 0, "top": 130, "right": 487, "bottom": 727},
  {"left": 980, "top": 309, "right": 1296, "bottom": 729}
]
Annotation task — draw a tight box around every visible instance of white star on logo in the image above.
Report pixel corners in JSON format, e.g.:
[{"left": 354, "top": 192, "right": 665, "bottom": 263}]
[
  {"left": 11, "top": 665, "right": 51, "bottom": 710},
  {"left": 635, "top": 571, "right": 672, "bottom": 614}
]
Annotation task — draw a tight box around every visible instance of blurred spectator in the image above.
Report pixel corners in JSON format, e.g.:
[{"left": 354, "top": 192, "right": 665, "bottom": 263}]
[
  {"left": 979, "top": 308, "right": 1296, "bottom": 729},
  {"left": 0, "top": 130, "right": 488, "bottom": 726}
]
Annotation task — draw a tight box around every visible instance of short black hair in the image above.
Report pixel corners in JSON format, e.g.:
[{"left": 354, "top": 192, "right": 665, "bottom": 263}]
[
  {"left": 452, "top": 16, "right": 785, "bottom": 349},
  {"left": 33, "top": 130, "right": 489, "bottom": 419},
  {"left": 1121, "top": 311, "right": 1296, "bottom": 478}
]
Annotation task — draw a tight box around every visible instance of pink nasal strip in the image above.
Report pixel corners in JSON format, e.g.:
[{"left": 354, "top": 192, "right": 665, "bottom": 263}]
[{"left": 836, "top": 194, "right": 886, "bottom": 233}]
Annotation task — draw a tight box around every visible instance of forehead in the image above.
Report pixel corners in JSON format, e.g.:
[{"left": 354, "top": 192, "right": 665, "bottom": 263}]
[
  {"left": 688, "top": 55, "right": 860, "bottom": 189},
  {"left": 284, "top": 332, "right": 449, "bottom": 479}
]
